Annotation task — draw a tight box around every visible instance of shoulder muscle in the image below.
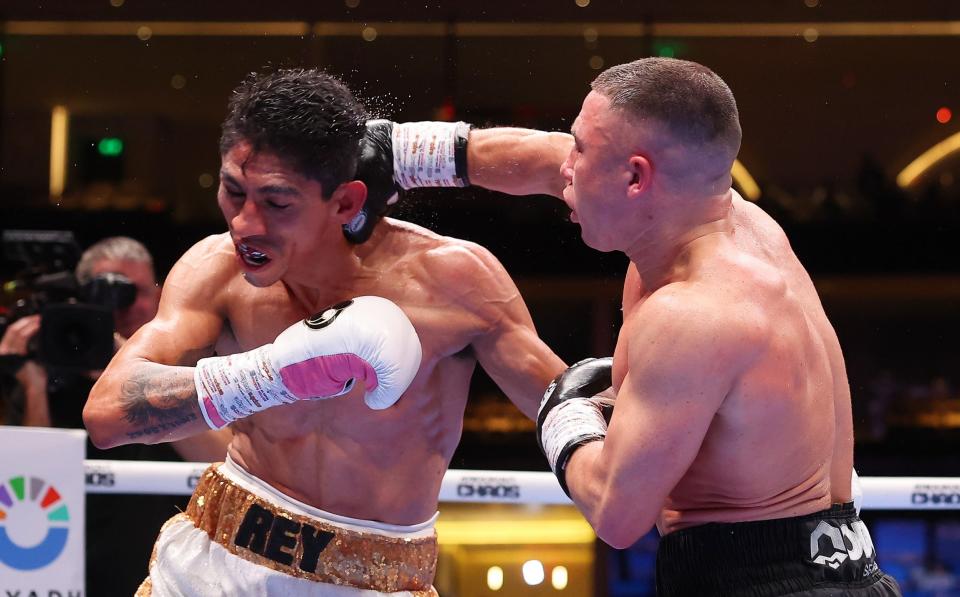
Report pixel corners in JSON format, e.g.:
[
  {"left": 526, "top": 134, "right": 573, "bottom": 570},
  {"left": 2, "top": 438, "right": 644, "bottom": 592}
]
[
  {"left": 626, "top": 285, "right": 763, "bottom": 391},
  {"left": 423, "top": 239, "right": 521, "bottom": 325}
]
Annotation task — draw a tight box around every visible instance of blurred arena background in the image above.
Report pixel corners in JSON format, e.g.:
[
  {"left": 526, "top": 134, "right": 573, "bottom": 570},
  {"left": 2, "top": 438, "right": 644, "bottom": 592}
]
[{"left": 2, "top": 2, "right": 959, "bottom": 595}]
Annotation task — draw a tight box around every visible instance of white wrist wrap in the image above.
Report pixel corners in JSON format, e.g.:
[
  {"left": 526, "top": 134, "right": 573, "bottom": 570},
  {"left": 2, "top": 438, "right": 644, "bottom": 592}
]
[
  {"left": 194, "top": 347, "right": 297, "bottom": 430},
  {"left": 392, "top": 121, "right": 469, "bottom": 189},
  {"left": 539, "top": 398, "right": 608, "bottom": 475}
]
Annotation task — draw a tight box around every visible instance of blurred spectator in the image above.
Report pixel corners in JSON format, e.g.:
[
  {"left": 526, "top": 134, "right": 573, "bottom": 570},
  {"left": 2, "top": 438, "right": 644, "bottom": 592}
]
[
  {"left": 929, "top": 377, "right": 953, "bottom": 402},
  {"left": 0, "top": 236, "right": 229, "bottom": 596},
  {"left": 866, "top": 370, "right": 898, "bottom": 441}
]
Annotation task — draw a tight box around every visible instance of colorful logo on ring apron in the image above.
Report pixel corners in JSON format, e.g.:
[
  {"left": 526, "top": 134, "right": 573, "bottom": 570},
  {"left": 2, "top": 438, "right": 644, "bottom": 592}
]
[{"left": 0, "top": 476, "right": 70, "bottom": 570}]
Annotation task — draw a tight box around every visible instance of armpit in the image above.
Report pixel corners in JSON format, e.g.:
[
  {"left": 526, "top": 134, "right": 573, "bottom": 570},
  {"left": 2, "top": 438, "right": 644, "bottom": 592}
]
[{"left": 452, "top": 344, "right": 476, "bottom": 360}]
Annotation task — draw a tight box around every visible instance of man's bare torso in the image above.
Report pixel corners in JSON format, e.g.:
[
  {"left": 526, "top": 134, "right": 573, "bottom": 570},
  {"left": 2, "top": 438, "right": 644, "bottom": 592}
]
[
  {"left": 614, "top": 194, "right": 853, "bottom": 534},
  {"left": 202, "top": 221, "right": 488, "bottom": 525}
]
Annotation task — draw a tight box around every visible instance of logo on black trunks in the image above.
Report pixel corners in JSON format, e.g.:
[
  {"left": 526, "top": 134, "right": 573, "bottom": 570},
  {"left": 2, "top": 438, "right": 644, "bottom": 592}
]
[
  {"left": 305, "top": 300, "right": 354, "bottom": 330},
  {"left": 234, "top": 503, "right": 335, "bottom": 573},
  {"left": 809, "top": 520, "right": 876, "bottom": 570}
]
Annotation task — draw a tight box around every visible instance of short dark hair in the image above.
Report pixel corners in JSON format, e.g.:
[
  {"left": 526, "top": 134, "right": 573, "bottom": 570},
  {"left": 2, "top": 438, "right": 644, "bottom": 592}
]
[
  {"left": 591, "top": 58, "right": 741, "bottom": 156},
  {"left": 220, "top": 68, "right": 368, "bottom": 197}
]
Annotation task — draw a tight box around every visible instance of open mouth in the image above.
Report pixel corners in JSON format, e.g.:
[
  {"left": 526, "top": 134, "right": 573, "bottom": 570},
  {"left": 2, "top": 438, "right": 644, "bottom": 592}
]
[
  {"left": 561, "top": 187, "right": 579, "bottom": 224},
  {"left": 237, "top": 242, "right": 271, "bottom": 268}
]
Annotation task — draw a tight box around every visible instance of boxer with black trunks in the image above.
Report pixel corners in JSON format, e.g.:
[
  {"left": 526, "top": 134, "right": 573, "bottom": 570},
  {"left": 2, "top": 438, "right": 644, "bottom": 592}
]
[
  {"left": 82, "top": 68, "right": 565, "bottom": 596},
  {"left": 373, "top": 58, "right": 903, "bottom": 596}
]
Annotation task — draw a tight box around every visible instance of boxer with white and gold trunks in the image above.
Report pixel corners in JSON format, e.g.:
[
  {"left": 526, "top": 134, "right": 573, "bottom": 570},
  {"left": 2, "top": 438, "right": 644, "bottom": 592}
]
[
  {"left": 143, "top": 456, "right": 439, "bottom": 596},
  {"left": 368, "top": 58, "right": 904, "bottom": 596},
  {"left": 82, "top": 68, "right": 565, "bottom": 595}
]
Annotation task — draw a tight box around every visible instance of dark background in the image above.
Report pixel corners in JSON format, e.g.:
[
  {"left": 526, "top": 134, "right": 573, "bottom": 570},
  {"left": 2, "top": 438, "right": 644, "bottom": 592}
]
[
  {"left": 2, "top": 0, "right": 958, "bottom": 472},
  {"left": 1, "top": 2, "right": 959, "bottom": 594}
]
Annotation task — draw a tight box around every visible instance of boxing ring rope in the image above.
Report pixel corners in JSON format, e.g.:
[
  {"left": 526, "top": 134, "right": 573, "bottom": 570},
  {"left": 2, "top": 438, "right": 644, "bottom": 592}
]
[{"left": 84, "top": 460, "right": 960, "bottom": 510}]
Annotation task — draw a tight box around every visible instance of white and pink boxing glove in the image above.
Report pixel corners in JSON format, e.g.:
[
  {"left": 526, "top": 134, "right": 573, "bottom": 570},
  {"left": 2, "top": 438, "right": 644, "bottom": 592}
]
[{"left": 194, "top": 296, "right": 422, "bottom": 429}]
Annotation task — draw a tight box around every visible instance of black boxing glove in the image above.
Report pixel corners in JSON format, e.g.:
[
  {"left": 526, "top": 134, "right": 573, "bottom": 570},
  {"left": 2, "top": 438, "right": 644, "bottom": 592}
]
[
  {"left": 344, "top": 120, "right": 401, "bottom": 244},
  {"left": 537, "top": 357, "right": 615, "bottom": 497}
]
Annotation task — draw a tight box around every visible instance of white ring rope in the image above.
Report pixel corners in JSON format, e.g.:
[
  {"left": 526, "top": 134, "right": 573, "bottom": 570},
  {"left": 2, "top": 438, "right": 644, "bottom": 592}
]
[{"left": 83, "top": 460, "right": 960, "bottom": 510}]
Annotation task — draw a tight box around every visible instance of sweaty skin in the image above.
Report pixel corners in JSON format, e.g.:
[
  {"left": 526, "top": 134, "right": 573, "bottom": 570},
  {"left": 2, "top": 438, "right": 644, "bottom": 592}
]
[
  {"left": 466, "top": 114, "right": 853, "bottom": 548},
  {"left": 589, "top": 195, "right": 852, "bottom": 541},
  {"left": 84, "top": 142, "right": 564, "bottom": 525}
]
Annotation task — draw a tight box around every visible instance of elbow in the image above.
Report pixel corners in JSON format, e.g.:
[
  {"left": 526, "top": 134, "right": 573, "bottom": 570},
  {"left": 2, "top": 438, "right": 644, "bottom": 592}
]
[
  {"left": 83, "top": 416, "right": 116, "bottom": 450},
  {"left": 594, "top": 517, "right": 641, "bottom": 550},
  {"left": 594, "top": 515, "right": 649, "bottom": 550},
  {"left": 598, "top": 534, "right": 635, "bottom": 551},
  {"left": 591, "top": 499, "right": 655, "bottom": 550},
  {"left": 87, "top": 434, "right": 117, "bottom": 451},
  {"left": 82, "top": 400, "right": 122, "bottom": 450}
]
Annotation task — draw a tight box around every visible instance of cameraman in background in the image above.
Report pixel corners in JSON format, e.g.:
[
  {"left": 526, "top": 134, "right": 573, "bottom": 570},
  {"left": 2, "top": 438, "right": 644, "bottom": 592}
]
[
  {"left": 0, "top": 235, "right": 229, "bottom": 597},
  {"left": 1, "top": 236, "right": 160, "bottom": 428},
  {"left": 0, "top": 312, "right": 46, "bottom": 425},
  {"left": 77, "top": 234, "right": 162, "bottom": 346}
]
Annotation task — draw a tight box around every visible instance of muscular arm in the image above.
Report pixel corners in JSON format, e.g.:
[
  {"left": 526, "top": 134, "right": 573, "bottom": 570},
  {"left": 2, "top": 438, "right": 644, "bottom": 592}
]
[
  {"left": 101, "top": 362, "right": 205, "bottom": 444},
  {"left": 84, "top": 237, "right": 229, "bottom": 448},
  {"left": 564, "top": 290, "right": 757, "bottom": 548},
  {"left": 467, "top": 128, "right": 573, "bottom": 199},
  {"left": 439, "top": 242, "right": 565, "bottom": 419}
]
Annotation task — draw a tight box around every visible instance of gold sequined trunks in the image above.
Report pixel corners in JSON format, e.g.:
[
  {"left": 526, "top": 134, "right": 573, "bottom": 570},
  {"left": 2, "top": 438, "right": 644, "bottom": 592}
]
[{"left": 184, "top": 464, "right": 438, "bottom": 593}]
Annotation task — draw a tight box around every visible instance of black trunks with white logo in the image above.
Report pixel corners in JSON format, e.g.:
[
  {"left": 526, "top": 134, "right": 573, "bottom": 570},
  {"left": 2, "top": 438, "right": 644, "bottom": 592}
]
[{"left": 655, "top": 503, "right": 902, "bottom": 596}]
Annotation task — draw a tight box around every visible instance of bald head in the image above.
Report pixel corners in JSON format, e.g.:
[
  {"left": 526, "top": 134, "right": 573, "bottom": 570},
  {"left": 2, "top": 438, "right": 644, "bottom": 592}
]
[{"left": 591, "top": 58, "right": 742, "bottom": 192}]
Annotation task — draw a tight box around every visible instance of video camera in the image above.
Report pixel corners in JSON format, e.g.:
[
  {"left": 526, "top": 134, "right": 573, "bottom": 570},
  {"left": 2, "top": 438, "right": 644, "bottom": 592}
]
[{"left": 0, "top": 230, "right": 137, "bottom": 371}]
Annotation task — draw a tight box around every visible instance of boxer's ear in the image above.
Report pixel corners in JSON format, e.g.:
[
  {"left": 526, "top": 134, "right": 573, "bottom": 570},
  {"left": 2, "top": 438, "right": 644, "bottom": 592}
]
[
  {"left": 329, "top": 180, "right": 367, "bottom": 223},
  {"left": 627, "top": 154, "right": 652, "bottom": 198}
]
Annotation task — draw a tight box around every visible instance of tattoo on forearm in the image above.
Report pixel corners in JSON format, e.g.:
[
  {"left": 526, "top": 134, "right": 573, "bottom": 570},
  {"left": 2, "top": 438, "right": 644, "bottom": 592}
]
[{"left": 120, "top": 370, "right": 198, "bottom": 440}]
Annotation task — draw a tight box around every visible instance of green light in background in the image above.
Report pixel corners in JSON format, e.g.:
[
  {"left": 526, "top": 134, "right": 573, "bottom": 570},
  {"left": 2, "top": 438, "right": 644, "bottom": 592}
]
[
  {"left": 0, "top": 42, "right": 5, "bottom": 58},
  {"left": 97, "top": 137, "right": 124, "bottom": 157},
  {"left": 658, "top": 46, "right": 675, "bottom": 58},
  {"left": 652, "top": 39, "right": 687, "bottom": 59}
]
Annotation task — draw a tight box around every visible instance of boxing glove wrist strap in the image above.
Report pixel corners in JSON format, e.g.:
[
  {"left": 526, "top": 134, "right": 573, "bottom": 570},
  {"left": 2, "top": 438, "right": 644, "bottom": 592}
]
[
  {"left": 195, "top": 349, "right": 360, "bottom": 429},
  {"left": 392, "top": 121, "right": 471, "bottom": 189},
  {"left": 194, "top": 348, "right": 288, "bottom": 429},
  {"left": 539, "top": 398, "right": 608, "bottom": 496}
]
